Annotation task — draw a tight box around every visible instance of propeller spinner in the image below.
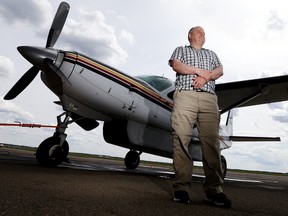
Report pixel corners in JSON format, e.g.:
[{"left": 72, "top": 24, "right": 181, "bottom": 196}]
[{"left": 4, "top": 2, "right": 70, "bottom": 100}]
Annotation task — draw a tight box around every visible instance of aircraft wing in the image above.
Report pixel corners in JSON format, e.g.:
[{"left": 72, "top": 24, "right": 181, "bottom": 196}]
[{"left": 216, "top": 75, "right": 288, "bottom": 114}]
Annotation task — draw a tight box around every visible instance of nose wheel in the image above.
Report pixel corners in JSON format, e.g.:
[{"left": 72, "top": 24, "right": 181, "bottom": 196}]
[
  {"left": 36, "top": 112, "right": 71, "bottom": 166},
  {"left": 36, "top": 136, "right": 69, "bottom": 166}
]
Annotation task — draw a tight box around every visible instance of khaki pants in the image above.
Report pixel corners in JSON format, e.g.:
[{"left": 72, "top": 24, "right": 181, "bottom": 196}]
[{"left": 171, "top": 90, "right": 223, "bottom": 195}]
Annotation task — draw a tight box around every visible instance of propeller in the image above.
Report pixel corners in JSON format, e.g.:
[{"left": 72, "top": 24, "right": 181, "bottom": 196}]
[
  {"left": 4, "top": 2, "right": 70, "bottom": 100},
  {"left": 4, "top": 66, "right": 39, "bottom": 100},
  {"left": 46, "top": 2, "right": 70, "bottom": 48}
]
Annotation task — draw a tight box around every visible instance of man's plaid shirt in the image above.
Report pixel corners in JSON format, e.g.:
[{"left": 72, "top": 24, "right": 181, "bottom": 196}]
[{"left": 169, "top": 45, "right": 222, "bottom": 94}]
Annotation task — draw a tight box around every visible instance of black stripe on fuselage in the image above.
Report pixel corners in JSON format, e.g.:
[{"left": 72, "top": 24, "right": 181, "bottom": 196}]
[{"left": 64, "top": 54, "right": 173, "bottom": 112}]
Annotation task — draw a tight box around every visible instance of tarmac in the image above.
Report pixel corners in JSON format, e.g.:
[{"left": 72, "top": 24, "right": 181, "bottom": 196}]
[{"left": 1, "top": 146, "right": 288, "bottom": 216}]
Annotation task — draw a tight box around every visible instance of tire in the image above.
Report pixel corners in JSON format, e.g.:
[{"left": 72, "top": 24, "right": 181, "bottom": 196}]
[
  {"left": 221, "top": 155, "right": 227, "bottom": 179},
  {"left": 36, "top": 136, "right": 69, "bottom": 166},
  {"left": 124, "top": 150, "right": 140, "bottom": 169}
]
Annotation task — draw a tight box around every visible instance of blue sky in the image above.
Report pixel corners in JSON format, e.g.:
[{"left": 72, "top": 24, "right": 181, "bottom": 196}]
[{"left": 1, "top": 0, "right": 288, "bottom": 173}]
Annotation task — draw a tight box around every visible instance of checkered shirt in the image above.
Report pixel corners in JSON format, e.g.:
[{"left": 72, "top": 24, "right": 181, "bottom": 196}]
[{"left": 169, "top": 45, "right": 222, "bottom": 94}]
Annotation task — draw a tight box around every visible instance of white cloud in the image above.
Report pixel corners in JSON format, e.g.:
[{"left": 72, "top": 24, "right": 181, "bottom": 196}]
[
  {"left": 0, "top": 0, "right": 52, "bottom": 28},
  {"left": 120, "top": 30, "right": 135, "bottom": 45},
  {"left": 0, "top": 98, "right": 35, "bottom": 123},
  {"left": 58, "top": 9, "right": 128, "bottom": 66},
  {"left": 268, "top": 102, "right": 288, "bottom": 123},
  {"left": 224, "top": 142, "right": 288, "bottom": 173},
  {"left": 267, "top": 10, "right": 287, "bottom": 31},
  {"left": 0, "top": 56, "right": 14, "bottom": 77}
]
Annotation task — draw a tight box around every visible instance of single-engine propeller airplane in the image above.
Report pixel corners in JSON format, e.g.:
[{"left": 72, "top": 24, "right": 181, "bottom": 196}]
[{"left": 4, "top": 2, "right": 286, "bottom": 178}]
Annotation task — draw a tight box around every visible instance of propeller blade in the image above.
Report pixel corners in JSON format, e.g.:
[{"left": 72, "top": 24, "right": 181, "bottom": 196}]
[
  {"left": 4, "top": 66, "right": 39, "bottom": 100},
  {"left": 45, "top": 2, "right": 70, "bottom": 48}
]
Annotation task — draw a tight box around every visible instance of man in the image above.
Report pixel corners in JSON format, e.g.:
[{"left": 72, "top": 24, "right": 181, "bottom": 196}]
[{"left": 169, "top": 26, "right": 231, "bottom": 208}]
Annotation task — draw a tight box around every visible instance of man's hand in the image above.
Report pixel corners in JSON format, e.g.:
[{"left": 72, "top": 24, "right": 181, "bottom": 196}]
[
  {"left": 192, "top": 76, "right": 207, "bottom": 89},
  {"left": 196, "top": 69, "right": 211, "bottom": 83}
]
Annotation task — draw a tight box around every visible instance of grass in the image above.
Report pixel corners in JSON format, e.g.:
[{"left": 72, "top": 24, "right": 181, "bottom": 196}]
[{"left": 1, "top": 143, "right": 287, "bottom": 176}]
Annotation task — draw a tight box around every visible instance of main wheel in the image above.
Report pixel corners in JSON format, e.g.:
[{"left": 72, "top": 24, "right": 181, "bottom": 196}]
[
  {"left": 221, "top": 155, "right": 227, "bottom": 179},
  {"left": 124, "top": 150, "right": 140, "bottom": 169},
  {"left": 36, "top": 136, "right": 69, "bottom": 166}
]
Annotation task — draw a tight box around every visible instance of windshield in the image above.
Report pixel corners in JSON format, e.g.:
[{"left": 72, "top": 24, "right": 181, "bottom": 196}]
[{"left": 136, "top": 75, "right": 173, "bottom": 92}]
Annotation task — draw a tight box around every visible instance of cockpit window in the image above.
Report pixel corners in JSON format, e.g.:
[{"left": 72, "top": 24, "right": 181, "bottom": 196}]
[{"left": 136, "top": 75, "right": 173, "bottom": 92}]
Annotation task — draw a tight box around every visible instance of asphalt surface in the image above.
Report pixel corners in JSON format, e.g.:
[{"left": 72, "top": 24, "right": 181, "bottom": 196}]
[{"left": 1, "top": 146, "right": 288, "bottom": 216}]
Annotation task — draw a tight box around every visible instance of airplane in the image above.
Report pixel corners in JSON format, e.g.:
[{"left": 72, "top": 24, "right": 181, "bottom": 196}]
[{"left": 3, "top": 2, "right": 285, "bottom": 178}]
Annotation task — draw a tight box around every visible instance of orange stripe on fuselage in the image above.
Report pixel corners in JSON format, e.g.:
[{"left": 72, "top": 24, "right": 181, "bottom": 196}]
[{"left": 64, "top": 52, "right": 174, "bottom": 110}]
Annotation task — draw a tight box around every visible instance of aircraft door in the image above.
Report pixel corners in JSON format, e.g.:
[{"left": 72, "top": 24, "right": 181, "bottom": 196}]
[
  {"left": 67, "top": 54, "right": 138, "bottom": 119},
  {"left": 127, "top": 86, "right": 158, "bottom": 124}
]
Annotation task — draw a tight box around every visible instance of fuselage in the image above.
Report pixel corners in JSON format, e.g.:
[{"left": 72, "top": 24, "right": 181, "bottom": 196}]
[
  {"left": 49, "top": 51, "right": 175, "bottom": 130},
  {"left": 29, "top": 47, "right": 232, "bottom": 160}
]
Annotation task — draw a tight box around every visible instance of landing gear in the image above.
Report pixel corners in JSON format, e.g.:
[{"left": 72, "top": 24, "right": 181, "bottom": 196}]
[
  {"left": 124, "top": 150, "right": 141, "bottom": 169},
  {"left": 36, "top": 136, "right": 69, "bottom": 166},
  {"left": 221, "top": 155, "right": 227, "bottom": 179},
  {"left": 36, "top": 112, "right": 72, "bottom": 166}
]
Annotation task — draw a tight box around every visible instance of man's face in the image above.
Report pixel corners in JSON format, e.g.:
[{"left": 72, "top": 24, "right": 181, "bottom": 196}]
[{"left": 192, "top": 27, "right": 205, "bottom": 45}]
